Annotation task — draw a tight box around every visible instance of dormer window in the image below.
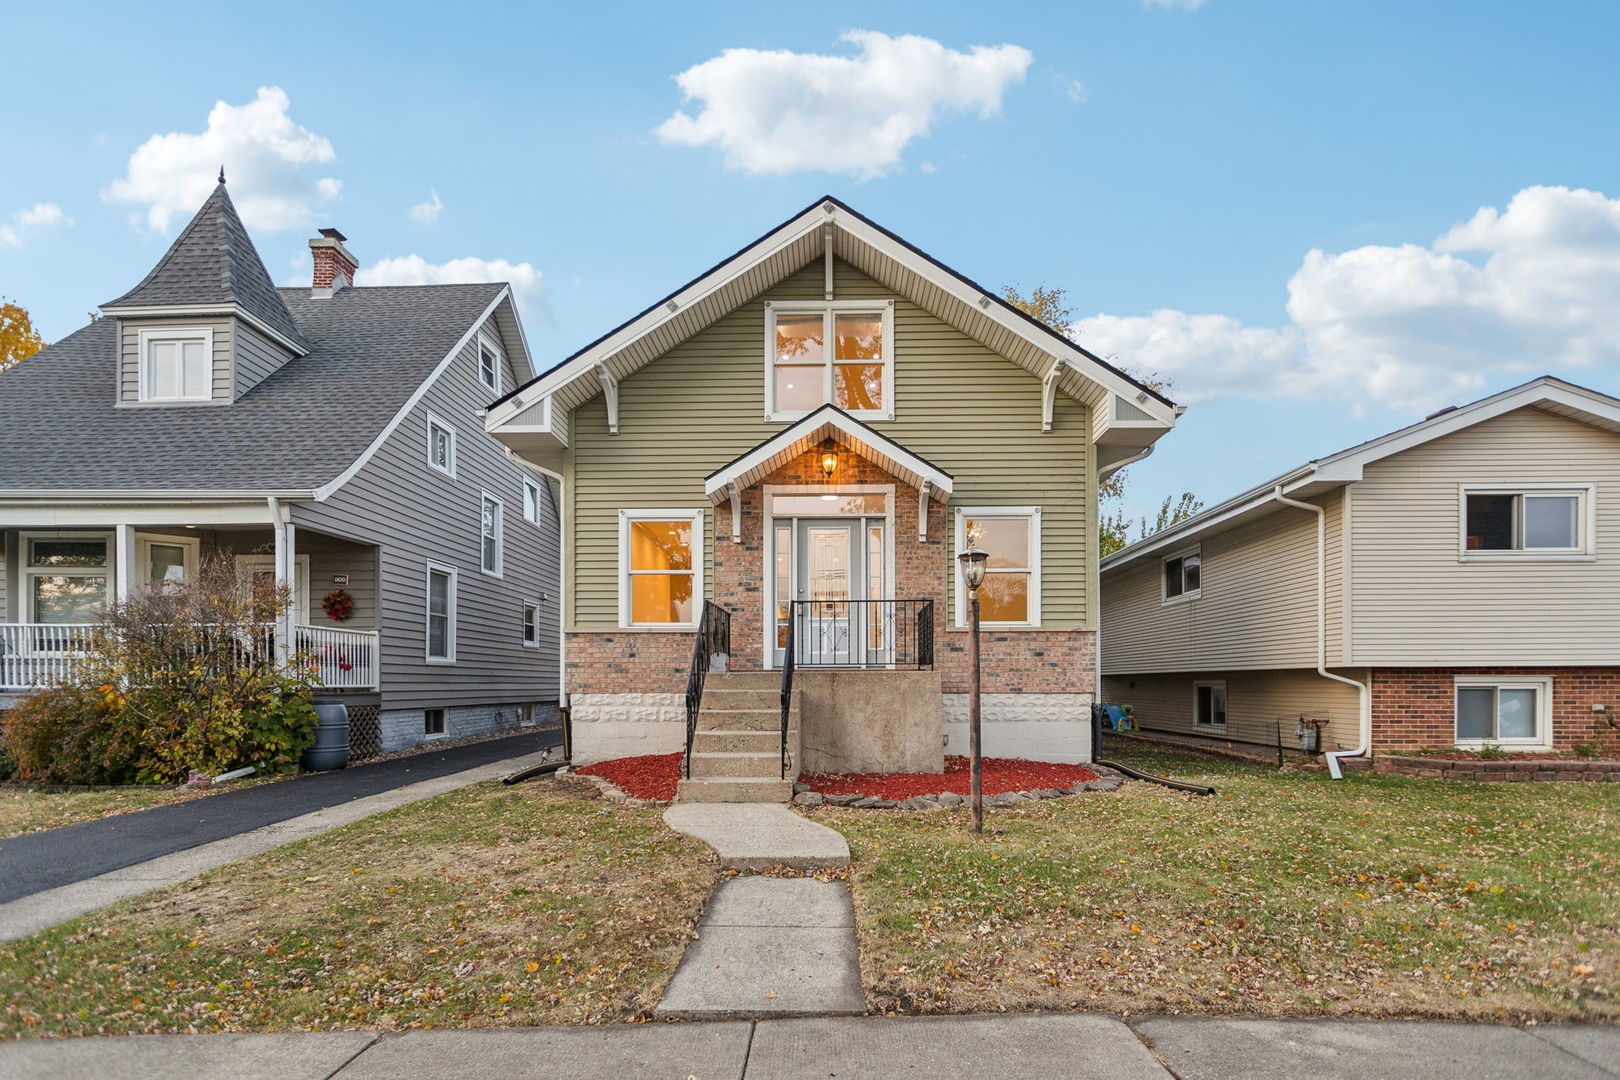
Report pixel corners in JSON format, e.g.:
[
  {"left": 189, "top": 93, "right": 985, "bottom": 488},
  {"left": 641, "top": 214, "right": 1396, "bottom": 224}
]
[
  {"left": 478, "top": 335, "right": 502, "bottom": 394},
  {"left": 765, "top": 301, "right": 894, "bottom": 421},
  {"left": 138, "top": 328, "right": 213, "bottom": 402}
]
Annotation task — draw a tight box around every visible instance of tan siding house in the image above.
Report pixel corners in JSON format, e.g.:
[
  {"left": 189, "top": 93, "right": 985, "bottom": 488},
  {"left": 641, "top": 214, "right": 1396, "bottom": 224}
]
[
  {"left": 1101, "top": 378, "right": 1620, "bottom": 767},
  {"left": 490, "top": 197, "right": 1180, "bottom": 796}
]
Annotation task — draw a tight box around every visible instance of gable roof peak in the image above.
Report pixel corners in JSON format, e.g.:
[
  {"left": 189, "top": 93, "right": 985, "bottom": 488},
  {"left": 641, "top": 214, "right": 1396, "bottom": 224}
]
[{"left": 101, "top": 179, "right": 307, "bottom": 350}]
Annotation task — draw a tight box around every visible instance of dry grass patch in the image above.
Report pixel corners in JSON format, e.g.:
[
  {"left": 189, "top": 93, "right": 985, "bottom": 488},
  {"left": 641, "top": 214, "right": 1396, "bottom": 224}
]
[
  {"left": 0, "top": 776, "right": 717, "bottom": 1036},
  {"left": 823, "top": 748, "right": 1619, "bottom": 1022}
]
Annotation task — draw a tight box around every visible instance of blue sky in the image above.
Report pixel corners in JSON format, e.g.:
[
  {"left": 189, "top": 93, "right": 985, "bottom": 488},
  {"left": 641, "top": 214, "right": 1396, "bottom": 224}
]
[{"left": 6, "top": 0, "right": 1620, "bottom": 526}]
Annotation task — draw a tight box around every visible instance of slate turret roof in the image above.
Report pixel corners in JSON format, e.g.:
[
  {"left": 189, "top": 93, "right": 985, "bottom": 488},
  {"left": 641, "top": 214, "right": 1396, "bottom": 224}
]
[{"left": 101, "top": 181, "right": 308, "bottom": 349}]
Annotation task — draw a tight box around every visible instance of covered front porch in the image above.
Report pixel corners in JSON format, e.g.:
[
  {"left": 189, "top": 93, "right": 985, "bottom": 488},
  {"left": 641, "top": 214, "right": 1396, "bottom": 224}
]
[{"left": 0, "top": 501, "right": 379, "bottom": 695}]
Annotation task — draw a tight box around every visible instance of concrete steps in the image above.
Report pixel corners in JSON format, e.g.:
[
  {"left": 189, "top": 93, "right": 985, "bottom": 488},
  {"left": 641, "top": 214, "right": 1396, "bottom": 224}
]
[
  {"left": 693, "top": 729, "right": 782, "bottom": 754},
  {"left": 676, "top": 778, "right": 795, "bottom": 803},
  {"left": 681, "top": 671, "right": 800, "bottom": 802}
]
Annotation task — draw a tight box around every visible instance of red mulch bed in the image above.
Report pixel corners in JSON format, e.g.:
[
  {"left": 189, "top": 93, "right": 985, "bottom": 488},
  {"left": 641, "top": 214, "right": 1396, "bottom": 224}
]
[
  {"left": 574, "top": 752, "right": 1099, "bottom": 803},
  {"left": 802, "top": 756, "right": 1098, "bottom": 799}
]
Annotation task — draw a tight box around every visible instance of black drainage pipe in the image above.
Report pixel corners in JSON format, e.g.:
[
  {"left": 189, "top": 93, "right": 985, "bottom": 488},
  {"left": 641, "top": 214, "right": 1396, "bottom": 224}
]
[
  {"left": 502, "top": 759, "right": 569, "bottom": 785},
  {"left": 1095, "top": 757, "right": 1216, "bottom": 797}
]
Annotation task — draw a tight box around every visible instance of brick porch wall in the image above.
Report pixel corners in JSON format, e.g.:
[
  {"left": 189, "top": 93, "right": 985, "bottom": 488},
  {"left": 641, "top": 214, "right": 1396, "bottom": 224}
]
[{"left": 1371, "top": 667, "right": 1620, "bottom": 754}]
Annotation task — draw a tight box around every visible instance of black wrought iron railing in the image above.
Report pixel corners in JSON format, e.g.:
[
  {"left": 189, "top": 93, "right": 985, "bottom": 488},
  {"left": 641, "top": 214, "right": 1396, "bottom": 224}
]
[
  {"left": 683, "top": 601, "right": 731, "bottom": 780},
  {"left": 787, "top": 599, "right": 934, "bottom": 670},
  {"left": 779, "top": 605, "right": 796, "bottom": 778}
]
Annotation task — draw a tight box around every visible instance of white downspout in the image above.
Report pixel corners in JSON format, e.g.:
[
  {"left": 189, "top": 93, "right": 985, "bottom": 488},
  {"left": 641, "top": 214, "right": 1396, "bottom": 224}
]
[{"left": 1272, "top": 486, "right": 1369, "bottom": 779}]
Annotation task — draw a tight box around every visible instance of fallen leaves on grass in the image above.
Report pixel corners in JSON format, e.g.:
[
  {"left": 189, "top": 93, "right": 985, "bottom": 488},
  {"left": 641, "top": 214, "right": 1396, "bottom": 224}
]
[{"left": 802, "top": 757, "right": 1098, "bottom": 799}]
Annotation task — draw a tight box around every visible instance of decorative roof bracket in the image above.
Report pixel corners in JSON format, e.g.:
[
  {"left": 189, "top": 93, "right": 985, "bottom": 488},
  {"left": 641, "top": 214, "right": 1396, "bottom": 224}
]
[
  {"left": 1042, "top": 360, "right": 1061, "bottom": 433},
  {"left": 595, "top": 363, "right": 620, "bottom": 435}
]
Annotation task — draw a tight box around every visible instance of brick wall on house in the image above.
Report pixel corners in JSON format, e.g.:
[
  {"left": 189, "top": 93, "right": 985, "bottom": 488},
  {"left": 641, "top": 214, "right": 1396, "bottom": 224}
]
[
  {"left": 567, "top": 446, "right": 1095, "bottom": 698},
  {"left": 1371, "top": 667, "right": 1620, "bottom": 754}
]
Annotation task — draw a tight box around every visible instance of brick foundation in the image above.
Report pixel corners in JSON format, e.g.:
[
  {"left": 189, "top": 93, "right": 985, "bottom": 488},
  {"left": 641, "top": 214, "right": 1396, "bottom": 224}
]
[
  {"left": 1367, "top": 755, "right": 1620, "bottom": 782},
  {"left": 1370, "top": 667, "right": 1620, "bottom": 755}
]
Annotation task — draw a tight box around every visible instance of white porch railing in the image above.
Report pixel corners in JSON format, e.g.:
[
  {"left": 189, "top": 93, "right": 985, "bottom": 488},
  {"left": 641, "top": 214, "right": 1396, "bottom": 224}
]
[{"left": 0, "top": 623, "right": 380, "bottom": 692}]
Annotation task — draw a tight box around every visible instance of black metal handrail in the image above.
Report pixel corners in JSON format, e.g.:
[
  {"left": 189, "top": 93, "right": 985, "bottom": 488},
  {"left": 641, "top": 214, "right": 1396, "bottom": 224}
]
[
  {"left": 683, "top": 601, "right": 731, "bottom": 780},
  {"left": 779, "top": 606, "right": 796, "bottom": 778},
  {"left": 788, "top": 599, "right": 934, "bottom": 669}
]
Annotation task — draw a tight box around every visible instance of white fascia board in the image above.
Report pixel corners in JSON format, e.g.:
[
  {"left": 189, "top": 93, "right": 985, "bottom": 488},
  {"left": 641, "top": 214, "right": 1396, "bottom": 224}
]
[
  {"left": 702, "top": 409, "right": 954, "bottom": 503},
  {"left": 491, "top": 288, "right": 535, "bottom": 383},
  {"left": 1100, "top": 464, "right": 1322, "bottom": 572},
  {"left": 315, "top": 289, "right": 509, "bottom": 502},
  {"left": 0, "top": 490, "right": 313, "bottom": 502},
  {"left": 98, "top": 302, "right": 310, "bottom": 357}
]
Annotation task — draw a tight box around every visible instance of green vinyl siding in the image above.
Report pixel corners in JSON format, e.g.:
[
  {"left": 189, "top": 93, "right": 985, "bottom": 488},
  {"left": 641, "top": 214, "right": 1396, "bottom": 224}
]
[{"left": 566, "top": 257, "right": 1095, "bottom": 629}]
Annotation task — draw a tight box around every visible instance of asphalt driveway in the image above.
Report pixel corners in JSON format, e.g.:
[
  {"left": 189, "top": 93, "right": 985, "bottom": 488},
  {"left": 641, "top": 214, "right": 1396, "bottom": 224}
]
[{"left": 0, "top": 729, "right": 560, "bottom": 905}]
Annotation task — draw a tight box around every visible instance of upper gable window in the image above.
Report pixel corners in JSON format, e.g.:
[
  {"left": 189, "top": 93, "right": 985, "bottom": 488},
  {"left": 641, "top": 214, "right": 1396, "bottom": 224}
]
[
  {"left": 765, "top": 301, "right": 894, "bottom": 421},
  {"left": 138, "top": 328, "right": 213, "bottom": 402},
  {"left": 478, "top": 335, "right": 503, "bottom": 395}
]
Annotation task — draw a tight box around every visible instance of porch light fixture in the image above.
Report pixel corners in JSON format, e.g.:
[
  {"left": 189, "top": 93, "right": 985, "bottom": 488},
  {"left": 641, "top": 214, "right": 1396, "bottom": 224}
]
[
  {"left": 820, "top": 448, "right": 838, "bottom": 479},
  {"left": 957, "top": 546, "right": 990, "bottom": 835}
]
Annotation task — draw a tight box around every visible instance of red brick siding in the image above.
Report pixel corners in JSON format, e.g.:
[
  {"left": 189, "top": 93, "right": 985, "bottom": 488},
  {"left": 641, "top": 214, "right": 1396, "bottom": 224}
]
[{"left": 1371, "top": 667, "right": 1620, "bottom": 754}]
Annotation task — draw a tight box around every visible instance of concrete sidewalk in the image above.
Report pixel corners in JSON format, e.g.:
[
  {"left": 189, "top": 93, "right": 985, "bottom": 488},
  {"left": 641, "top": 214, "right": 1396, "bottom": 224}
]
[{"left": 3, "top": 1014, "right": 1615, "bottom": 1079}]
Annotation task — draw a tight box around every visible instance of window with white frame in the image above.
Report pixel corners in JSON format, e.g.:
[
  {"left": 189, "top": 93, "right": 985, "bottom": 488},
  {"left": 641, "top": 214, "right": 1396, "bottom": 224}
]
[
  {"left": 1163, "top": 547, "right": 1202, "bottom": 602},
  {"left": 427, "top": 415, "right": 457, "bottom": 477},
  {"left": 955, "top": 507, "right": 1041, "bottom": 626},
  {"left": 1455, "top": 677, "right": 1551, "bottom": 747},
  {"left": 1194, "top": 681, "right": 1227, "bottom": 727},
  {"left": 522, "top": 602, "right": 540, "bottom": 646},
  {"left": 23, "top": 533, "right": 113, "bottom": 623},
  {"left": 619, "top": 509, "right": 703, "bottom": 627},
  {"left": 478, "top": 336, "right": 502, "bottom": 394},
  {"left": 480, "top": 493, "right": 504, "bottom": 576},
  {"left": 1463, "top": 486, "right": 1589, "bottom": 556},
  {"left": 765, "top": 301, "right": 895, "bottom": 421},
  {"left": 523, "top": 478, "right": 542, "bottom": 524},
  {"left": 138, "top": 328, "right": 213, "bottom": 402},
  {"left": 426, "top": 565, "right": 457, "bottom": 662}
]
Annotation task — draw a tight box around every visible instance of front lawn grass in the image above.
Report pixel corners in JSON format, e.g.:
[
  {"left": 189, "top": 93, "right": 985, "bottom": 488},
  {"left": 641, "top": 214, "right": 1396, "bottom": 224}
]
[
  {"left": 0, "top": 776, "right": 716, "bottom": 1036},
  {"left": 824, "top": 748, "right": 1619, "bottom": 1022}
]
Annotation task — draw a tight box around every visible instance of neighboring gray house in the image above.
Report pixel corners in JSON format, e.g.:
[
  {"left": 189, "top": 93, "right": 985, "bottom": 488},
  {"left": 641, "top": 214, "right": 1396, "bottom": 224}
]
[{"left": 0, "top": 181, "right": 560, "bottom": 752}]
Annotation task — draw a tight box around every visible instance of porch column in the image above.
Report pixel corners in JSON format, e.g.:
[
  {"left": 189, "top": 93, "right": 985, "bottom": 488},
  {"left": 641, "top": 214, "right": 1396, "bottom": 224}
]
[
  {"left": 269, "top": 498, "right": 295, "bottom": 661},
  {"left": 114, "top": 524, "right": 136, "bottom": 603}
]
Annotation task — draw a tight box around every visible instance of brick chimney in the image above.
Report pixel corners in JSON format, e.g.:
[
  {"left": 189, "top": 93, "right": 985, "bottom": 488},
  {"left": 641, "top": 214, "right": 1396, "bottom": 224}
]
[{"left": 309, "top": 227, "right": 358, "bottom": 297}]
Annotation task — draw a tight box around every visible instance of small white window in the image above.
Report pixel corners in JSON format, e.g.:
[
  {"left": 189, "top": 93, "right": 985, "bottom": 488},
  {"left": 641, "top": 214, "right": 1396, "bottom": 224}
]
[
  {"left": 1163, "top": 547, "right": 1202, "bottom": 602},
  {"left": 478, "top": 336, "right": 502, "bottom": 394},
  {"left": 480, "top": 493, "right": 505, "bottom": 576},
  {"left": 765, "top": 301, "right": 895, "bottom": 421},
  {"left": 424, "top": 708, "right": 447, "bottom": 737},
  {"left": 427, "top": 415, "right": 457, "bottom": 477},
  {"left": 138, "top": 328, "right": 213, "bottom": 402},
  {"left": 1463, "top": 486, "right": 1590, "bottom": 557},
  {"left": 1455, "top": 677, "right": 1551, "bottom": 748},
  {"left": 523, "top": 478, "right": 542, "bottom": 524},
  {"left": 426, "top": 564, "right": 457, "bottom": 663},
  {"left": 1194, "top": 681, "right": 1227, "bottom": 727},
  {"left": 523, "top": 602, "right": 540, "bottom": 647},
  {"left": 954, "top": 507, "right": 1041, "bottom": 626},
  {"left": 619, "top": 509, "right": 703, "bottom": 627}
]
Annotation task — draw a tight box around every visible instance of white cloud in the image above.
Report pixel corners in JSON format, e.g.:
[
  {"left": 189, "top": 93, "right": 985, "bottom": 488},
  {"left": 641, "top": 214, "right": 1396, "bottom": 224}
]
[
  {"left": 409, "top": 188, "right": 444, "bottom": 225},
  {"left": 103, "top": 87, "right": 340, "bottom": 233},
  {"left": 655, "top": 31, "right": 1033, "bottom": 178},
  {"left": 0, "top": 202, "right": 72, "bottom": 248},
  {"left": 1066, "top": 80, "right": 1089, "bottom": 103},
  {"left": 1072, "top": 186, "right": 1620, "bottom": 414},
  {"left": 356, "top": 254, "right": 547, "bottom": 319}
]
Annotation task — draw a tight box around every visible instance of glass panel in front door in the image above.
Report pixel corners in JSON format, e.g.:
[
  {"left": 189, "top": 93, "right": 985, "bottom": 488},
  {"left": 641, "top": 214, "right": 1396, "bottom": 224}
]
[{"left": 803, "top": 525, "right": 853, "bottom": 664}]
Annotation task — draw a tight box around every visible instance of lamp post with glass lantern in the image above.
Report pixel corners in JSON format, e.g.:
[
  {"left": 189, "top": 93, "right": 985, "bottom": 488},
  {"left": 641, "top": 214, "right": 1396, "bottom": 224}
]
[{"left": 957, "top": 546, "right": 989, "bottom": 835}]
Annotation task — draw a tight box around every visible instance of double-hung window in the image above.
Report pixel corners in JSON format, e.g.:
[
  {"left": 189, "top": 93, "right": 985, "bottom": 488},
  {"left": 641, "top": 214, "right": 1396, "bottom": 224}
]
[
  {"left": 1163, "top": 547, "right": 1202, "bottom": 602},
  {"left": 426, "top": 565, "right": 457, "bottom": 663},
  {"left": 1194, "top": 681, "right": 1227, "bottom": 728},
  {"left": 23, "top": 534, "right": 113, "bottom": 624},
  {"left": 1455, "top": 677, "right": 1550, "bottom": 748},
  {"left": 955, "top": 507, "right": 1041, "bottom": 626},
  {"left": 138, "top": 328, "right": 212, "bottom": 402},
  {"left": 522, "top": 602, "right": 540, "bottom": 647},
  {"left": 480, "top": 493, "right": 504, "bottom": 576},
  {"left": 1463, "top": 486, "right": 1590, "bottom": 557},
  {"left": 765, "top": 301, "right": 895, "bottom": 421},
  {"left": 619, "top": 509, "right": 702, "bottom": 627},
  {"left": 478, "top": 336, "right": 502, "bottom": 394},
  {"left": 427, "top": 415, "right": 457, "bottom": 477}
]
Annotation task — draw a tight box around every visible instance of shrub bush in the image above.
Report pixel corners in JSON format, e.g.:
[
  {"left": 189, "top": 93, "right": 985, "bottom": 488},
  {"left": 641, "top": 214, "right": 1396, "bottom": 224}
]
[{"left": 0, "top": 557, "right": 319, "bottom": 785}]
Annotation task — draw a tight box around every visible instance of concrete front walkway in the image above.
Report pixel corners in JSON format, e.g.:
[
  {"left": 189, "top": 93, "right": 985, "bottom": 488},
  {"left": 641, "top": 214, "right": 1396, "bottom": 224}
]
[
  {"left": 661, "top": 801, "right": 850, "bottom": 870},
  {"left": 0, "top": 739, "right": 555, "bottom": 943},
  {"left": 4, "top": 1015, "right": 1615, "bottom": 1080}
]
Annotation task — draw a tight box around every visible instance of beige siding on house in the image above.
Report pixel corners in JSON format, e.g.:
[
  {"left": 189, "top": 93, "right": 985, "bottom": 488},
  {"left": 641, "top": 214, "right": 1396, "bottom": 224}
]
[
  {"left": 1349, "top": 406, "right": 1620, "bottom": 665},
  {"left": 565, "top": 257, "right": 1094, "bottom": 630},
  {"left": 116, "top": 317, "right": 234, "bottom": 403},
  {"left": 1102, "top": 667, "right": 1365, "bottom": 752},
  {"left": 1101, "top": 490, "right": 1343, "bottom": 673}
]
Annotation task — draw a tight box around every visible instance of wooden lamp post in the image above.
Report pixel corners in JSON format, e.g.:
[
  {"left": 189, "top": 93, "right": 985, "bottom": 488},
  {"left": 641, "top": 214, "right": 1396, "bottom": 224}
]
[{"left": 957, "top": 546, "right": 989, "bottom": 835}]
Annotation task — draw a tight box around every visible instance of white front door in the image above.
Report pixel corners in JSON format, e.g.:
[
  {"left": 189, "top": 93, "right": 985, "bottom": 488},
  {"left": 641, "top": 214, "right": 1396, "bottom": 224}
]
[
  {"left": 781, "top": 518, "right": 890, "bottom": 667},
  {"left": 237, "top": 554, "right": 311, "bottom": 624}
]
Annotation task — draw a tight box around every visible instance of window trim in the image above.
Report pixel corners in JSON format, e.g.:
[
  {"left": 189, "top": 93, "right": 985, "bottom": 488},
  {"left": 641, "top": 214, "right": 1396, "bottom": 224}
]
[
  {"left": 1193, "top": 680, "right": 1228, "bottom": 728},
  {"left": 763, "top": 299, "right": 896, "bottom": 422},
  {"left": 477, "top": 332, "right": 503, "bottom": 395},
  {"left": 618, "top": 508, "right": 705, "bottom": 629},
  {"left": 480, "top": 492, "right": 505, "bottom": 578},
  {"left": 1161, "top": 545, "right": 1203, "bottom": 605},
  {"left": 522, "top": 478, "right": 543, "bottom": 524},
  {"left": 425, "top": 563, "right": 458, "bottom": 664},
  {"left": 136, "top": 326, "right": 214, "bottom": 403},
  {"left": 1458, "top": 484, "right": 1595, "bottom": 561},
  {"left": 20, "top": 531, "right": 115, "bottom": 623},
  {"left": 952, "top": 506, "right": 1042, "bottom": 628},
  {"left": 522, "top": 601, "right": 541, "bottom": 648},
  {"left": 1454, "top": 675, "right": 1552, "bottom": 750},
  {"left": 423, "top": 707, "right": 448, "bottom": 739},
  {"left": 426, "top": 413, "right": 458, "bottom": 478}
]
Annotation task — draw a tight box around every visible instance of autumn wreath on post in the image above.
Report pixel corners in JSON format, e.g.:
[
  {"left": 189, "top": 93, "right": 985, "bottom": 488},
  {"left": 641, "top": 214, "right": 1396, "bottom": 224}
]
[{"left": 322, "top": 589, "right": 354, "bottom": 622}]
